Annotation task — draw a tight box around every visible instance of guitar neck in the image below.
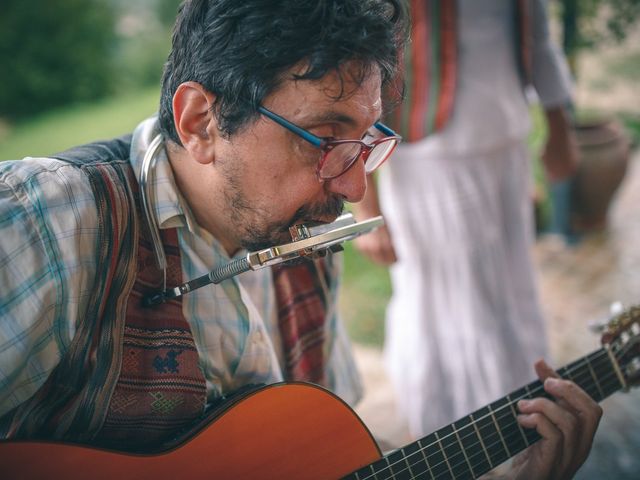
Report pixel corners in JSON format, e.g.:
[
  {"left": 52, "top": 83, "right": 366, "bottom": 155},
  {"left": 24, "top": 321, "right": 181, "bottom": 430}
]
[{"left": 344, "top": 346, "right": 624, "bottom": 480}]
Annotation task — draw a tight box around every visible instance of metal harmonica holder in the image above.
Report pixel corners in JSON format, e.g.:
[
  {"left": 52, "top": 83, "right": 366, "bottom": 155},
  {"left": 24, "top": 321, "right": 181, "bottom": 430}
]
[{"left": 142, "top": 213, "right": 383, "bottom": 307}]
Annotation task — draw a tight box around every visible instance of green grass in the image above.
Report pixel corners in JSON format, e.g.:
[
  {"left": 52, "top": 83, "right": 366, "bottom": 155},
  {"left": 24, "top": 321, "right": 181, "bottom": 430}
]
[
  {"left": 339, "top": 242, "right": 391, "bottom": 347},
  {"left": 0, "top": 87, "right": 161, "bottom": 160}
]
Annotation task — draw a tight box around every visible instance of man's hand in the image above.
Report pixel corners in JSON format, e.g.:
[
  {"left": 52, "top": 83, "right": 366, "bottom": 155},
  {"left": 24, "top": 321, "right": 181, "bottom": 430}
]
[{"left": 507, "top": 359, "right": 603, "bottom": 479}]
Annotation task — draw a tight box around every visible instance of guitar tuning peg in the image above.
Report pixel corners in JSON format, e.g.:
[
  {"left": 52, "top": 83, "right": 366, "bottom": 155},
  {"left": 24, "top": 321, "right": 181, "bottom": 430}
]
[
  {"left": 609, "top": 301, "right": 624, "bottom": 316},
  {"left": 589, "top": 302, "right": 625, "bottom": 334}
]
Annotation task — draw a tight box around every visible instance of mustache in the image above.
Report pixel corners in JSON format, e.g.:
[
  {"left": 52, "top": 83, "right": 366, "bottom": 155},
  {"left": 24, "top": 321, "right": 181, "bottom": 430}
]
[
  {"left": 285, "top": 195, "right": 345, "bottom": 231},
  {"left": 240, "top": 196, "right": 345, "bottom": 252}
]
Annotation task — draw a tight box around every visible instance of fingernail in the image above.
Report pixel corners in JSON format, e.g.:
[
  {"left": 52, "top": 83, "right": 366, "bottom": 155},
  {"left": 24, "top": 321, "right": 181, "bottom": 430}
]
[
  {"left": 518, "top": 399, "right": 529, "bottom": 409},
  {"left": 545, "top": 377, "right": 560, "bottom": 387}
]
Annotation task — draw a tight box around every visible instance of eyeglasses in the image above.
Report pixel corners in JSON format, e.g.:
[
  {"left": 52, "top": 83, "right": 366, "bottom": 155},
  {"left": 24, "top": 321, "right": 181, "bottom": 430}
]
[{"left": 258, "top": 106, "right": 401, "bottom": 180}]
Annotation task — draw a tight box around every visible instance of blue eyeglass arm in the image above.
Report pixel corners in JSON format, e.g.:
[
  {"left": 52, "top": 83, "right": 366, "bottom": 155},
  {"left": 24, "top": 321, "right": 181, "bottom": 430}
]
[
  {"left": 373, "top": 122, "right": 398, "bottom": 137},
  {"left": 259, "top": 105, "right": 400, "bottom": 145},
  {"left": 258, "top": 106, "right": 324, "bottom": 147}
]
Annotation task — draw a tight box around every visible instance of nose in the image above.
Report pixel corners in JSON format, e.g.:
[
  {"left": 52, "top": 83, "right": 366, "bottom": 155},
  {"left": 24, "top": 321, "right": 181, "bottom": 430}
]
[{"left": 324, "top": 156, "right": 367, "bottom": 203}]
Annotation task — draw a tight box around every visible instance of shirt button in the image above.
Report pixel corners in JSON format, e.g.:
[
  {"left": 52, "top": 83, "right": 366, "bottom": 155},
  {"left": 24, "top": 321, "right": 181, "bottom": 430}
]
[{"left": 253, "top": 331, "right": 263, "bottom": 344}]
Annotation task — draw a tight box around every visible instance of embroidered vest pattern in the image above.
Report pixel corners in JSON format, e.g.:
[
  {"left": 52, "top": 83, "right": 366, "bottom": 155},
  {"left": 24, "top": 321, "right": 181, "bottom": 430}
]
[{"left": 95, "top": 226, "right": 206, "bottom": 449}]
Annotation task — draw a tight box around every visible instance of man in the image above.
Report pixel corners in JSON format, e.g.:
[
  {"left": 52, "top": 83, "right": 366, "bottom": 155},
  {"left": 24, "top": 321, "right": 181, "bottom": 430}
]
[{"left": 0, "top": 0, "right": 600, "bottom": 478}]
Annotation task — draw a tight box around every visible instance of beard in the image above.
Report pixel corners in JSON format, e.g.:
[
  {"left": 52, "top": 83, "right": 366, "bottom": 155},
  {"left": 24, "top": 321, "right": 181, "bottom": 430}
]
[
  {"left": 239, "top": 195, "right": 345, "bottom": 252},
  {"left": 219, "top": 157, "right": 345, "bottom": 252}
]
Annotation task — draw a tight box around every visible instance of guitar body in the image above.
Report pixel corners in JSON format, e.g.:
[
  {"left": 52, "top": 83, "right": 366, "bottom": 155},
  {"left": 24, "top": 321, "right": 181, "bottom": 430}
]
[
  {"left": 0, "top": 383, "right": 381, "bottom": 480},
  {"left": 3, "top": 306, "right": 639, "bottom": 480}
]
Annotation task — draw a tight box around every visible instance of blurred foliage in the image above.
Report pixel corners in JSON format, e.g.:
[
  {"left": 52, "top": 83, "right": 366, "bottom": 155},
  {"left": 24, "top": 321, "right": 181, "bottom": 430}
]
[
  {"left": 605, "top": 51, "right": 640, "bottom": 82},
  {"left": 157, "top": 0, "right": 183, "bottom": 27},
  {"left": 0, "top": 0, "right": 117, "bottom": 120},
  {"left": 0, "top": 0, "right": 182, "bottom": 123},
  {"left": 619, "top": 113, "right": 640, "bottom": 148},
  {"left": 561, "top": 0, "right": 640, "bottom": 74},
  {"left": 108, "top": 0, "right": 181, "bottom": 92}
]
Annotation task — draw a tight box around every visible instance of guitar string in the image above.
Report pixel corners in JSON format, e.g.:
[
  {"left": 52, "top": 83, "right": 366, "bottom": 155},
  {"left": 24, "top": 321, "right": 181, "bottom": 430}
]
[
  {"left": 372, "top": 348, "right": 624, "bottom": 480},
  {"left": 364, "top": 353, "right": 620, "bottom": 480},
  {"left": 398, "top": 344, "right": 631, "bottom": 479},
  {"left": 360, "top": 347, "right": 625, "bottom": 480},
  {"left": 417, "top": 334, "right": 636, "bottom": 479},
  {"left": 355, "top": 345, "right": 627, "bottom": 480},
  {"left": 404, "top": 338, "right": 636, "bottom": 480}
]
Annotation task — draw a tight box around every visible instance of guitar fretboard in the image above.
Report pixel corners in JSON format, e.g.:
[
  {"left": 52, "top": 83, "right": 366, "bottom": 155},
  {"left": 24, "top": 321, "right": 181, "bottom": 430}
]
[{"left": 344, "top": 346, "right": 623, "bottom": 480}]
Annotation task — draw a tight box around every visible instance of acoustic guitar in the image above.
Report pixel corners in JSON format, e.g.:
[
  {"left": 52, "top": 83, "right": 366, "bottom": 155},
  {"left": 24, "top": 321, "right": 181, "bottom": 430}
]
[{"left": 1, "top": 306, "right": 638, "bottom": 479}]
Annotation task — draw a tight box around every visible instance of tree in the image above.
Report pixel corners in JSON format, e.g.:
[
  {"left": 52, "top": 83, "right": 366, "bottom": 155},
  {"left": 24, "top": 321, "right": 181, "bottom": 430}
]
[
  {"left": 0, "top": 0, "right": 116, "bottom": 120},
  {"left": 561, "top": 0, "right": 640, "bottom": 77}
]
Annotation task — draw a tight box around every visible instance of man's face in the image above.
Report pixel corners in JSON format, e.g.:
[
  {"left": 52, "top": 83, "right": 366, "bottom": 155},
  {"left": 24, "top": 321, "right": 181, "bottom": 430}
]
[{"left": 213, "top": 62, "right": 382, "bottom": 252}]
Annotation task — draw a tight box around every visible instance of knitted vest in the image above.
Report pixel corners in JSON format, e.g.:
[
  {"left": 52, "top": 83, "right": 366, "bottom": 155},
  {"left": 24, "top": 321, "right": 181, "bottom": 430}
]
[{"left": 0, "top": 136, "right": 332, "bottom": 451}]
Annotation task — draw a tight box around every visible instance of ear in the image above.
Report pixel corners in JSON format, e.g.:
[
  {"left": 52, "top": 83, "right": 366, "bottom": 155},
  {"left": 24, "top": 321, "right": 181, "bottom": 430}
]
[{"left": 172, "top": 81, "right": 218, "bottom": 165}]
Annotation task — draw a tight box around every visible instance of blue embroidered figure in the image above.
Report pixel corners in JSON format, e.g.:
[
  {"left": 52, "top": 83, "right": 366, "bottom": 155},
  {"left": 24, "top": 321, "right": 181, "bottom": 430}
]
[{"left": 153, "top": 349, "right": 183, "bottom": 373}]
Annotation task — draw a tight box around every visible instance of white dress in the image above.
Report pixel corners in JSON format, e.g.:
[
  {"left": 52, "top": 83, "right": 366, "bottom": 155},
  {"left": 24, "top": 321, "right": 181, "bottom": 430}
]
[{"left": 380, "top": 0, "right": 573, "bottom": 437}]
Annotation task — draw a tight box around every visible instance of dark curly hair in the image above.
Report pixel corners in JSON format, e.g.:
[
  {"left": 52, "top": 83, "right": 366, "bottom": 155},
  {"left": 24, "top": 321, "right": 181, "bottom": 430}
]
[{"left": 158, "top": 0, "right": 407, "bottom": 144}]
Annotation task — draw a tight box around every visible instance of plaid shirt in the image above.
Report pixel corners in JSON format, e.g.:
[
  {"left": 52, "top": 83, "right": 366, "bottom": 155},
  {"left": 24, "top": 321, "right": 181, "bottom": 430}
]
[{"left": 0, "top": 117, "right": 362, "bottom": 419}]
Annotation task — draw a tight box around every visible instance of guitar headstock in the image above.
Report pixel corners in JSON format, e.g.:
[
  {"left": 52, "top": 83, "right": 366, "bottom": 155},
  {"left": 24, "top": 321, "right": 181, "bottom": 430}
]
[{"left": 601, "top": 305, "right": 640, "bottom": 390}]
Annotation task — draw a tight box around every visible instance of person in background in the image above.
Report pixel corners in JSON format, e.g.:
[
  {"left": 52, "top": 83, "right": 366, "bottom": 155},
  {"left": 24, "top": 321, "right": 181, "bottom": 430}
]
[{"left": 354, "top": 0, "right": 581, "bottom": 440}]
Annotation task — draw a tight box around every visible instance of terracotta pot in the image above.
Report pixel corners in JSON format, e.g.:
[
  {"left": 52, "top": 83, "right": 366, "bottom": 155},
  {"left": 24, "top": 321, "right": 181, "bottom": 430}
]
[{"left": 572, "top": 117, "right": 631, "bottom": 232}]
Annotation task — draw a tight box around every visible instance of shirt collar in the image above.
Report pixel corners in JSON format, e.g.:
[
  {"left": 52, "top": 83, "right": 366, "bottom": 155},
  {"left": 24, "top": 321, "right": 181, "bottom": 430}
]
[
  {"left": 129, "top": 116, "right": 244, "bottom": 260},
  {"left": 129, "top": 116, "right": 199, "bottom": 232}
]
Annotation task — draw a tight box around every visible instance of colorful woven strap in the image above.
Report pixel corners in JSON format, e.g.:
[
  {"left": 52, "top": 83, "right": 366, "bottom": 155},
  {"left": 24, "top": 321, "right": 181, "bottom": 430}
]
[
  {"left": 387, "top": 0, "right": 457, "bottom": 142},
  {"left": 386, "top": 0, "right": 531, "bottom": 142}
]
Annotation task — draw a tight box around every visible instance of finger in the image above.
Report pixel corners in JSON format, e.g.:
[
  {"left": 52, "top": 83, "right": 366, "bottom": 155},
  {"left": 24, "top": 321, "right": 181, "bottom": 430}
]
[
  {"left": 518, "top": 396, "right": 577, "bottom": 457},
  {"left": 523, "top": 378, "right": 603, "bottom": 476},
  {"left": 534, "top": 359, "right": 559, "bottom": 381},
  {"left": 517, "top": 411, "right": 564, "bottom": 477},
  {"left": 542, "top": 377, "right": 603, "bottom": 463},
  {"left": 543, "top": 377, "right": 602, "bottom": 426},
  {"left": 518, "top": 397, "right": 576, "bottom": 477},
  {"left": 517, "top": 411, "right": 562, "bottom": 445}
]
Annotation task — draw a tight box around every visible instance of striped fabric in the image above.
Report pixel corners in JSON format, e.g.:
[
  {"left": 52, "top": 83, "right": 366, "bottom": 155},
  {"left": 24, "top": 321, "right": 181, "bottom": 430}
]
[
  {"left": 388, "top": 0, "right": 457, "bottom": 142},
  {"left": 0, "top": 151, "right": 140, "bottom": 441},
  {"left": 387, "top": 0, "right": 531, "bottom": 142},
  {"left": 272, "top": 259, "right": 330, "bottom": 384}
]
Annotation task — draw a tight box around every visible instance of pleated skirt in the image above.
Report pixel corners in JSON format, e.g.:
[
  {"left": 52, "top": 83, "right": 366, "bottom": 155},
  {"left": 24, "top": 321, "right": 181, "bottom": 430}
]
[{"left": 379, "top": 138, "right": 548, "bottom": 437}]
